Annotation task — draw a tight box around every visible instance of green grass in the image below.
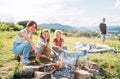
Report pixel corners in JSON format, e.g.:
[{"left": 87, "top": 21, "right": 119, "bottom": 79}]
[{"left": 0, "top": 31, "right": 120, "bottom": 79}]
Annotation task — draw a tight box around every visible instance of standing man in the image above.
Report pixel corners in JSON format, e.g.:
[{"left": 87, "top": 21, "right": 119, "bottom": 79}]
[{"left": 99, "top": 18, "right": 107, "bottom": 44}]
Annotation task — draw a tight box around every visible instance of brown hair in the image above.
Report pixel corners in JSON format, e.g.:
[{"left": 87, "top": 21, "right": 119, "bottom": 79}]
[
  {"left": 26, "top": 20, "right": 37, "bottom": 30},
  {"left": 103, "top": 18, "right": 105, "bottom": 20},
  {"left": 39, "top": 29, "right": 50, "bottom": 43}
]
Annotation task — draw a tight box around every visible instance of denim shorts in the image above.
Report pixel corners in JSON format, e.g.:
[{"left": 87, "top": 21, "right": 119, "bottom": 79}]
[{"left": 101, "top": 34, "right": 106, "bottom": 41}]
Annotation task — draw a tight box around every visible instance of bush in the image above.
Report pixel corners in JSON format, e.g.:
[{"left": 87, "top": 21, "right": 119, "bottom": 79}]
[
  {"left": 0, "top": 23, "right": 8, "bottom": 31},
  {"left": 14, "top": 24, "right": 24, "bottom": 31},
  {"left": 63, "top": 32, "right": 68, "bottom": 36},
  {"left": 0, "top": 22, "right": 24, "bottom": 31},
  {"left": 117, "top": 35, "right": 120, "bottom": 41},
  {"left": 5, "top": 22, "right": 16, "bottom": 31},
  {"left": 63, "top": 30, "right": 98, "bottom": 37}
]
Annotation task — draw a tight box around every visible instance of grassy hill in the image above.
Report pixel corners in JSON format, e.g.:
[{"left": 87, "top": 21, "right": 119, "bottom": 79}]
[
  {"left": 40, "top": 23, "right": 77, "bottom": 30},
  {"left": 40, "top": 23, "right": 120, "bottom": 33},
  {"left": 0, "top": 31, "right": 120, "bottom": 79}
]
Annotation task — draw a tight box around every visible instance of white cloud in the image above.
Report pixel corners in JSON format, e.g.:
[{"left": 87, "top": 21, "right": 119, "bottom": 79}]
[
  {"left": 106, "top": 15, "right": 120, "bottom": 25},
  {"left": 0, "top": 0, "right": 86, "bottom": 26},
  {"left": 0, "top": 0, "right": 120, "bottom": 26},
  {"left": 115, "top": 0, "right": 120, "bottom": 8}
]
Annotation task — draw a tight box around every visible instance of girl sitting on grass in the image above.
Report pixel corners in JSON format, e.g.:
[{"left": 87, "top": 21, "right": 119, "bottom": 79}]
[
  {"left": 52, "top": 30, "right": 67, "bottom": 59},
  {"left": 36, "top": 29, "right": 54, "bottom": 63}
]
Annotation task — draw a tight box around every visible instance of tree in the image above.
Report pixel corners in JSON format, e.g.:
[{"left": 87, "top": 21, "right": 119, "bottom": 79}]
[
  {"left": 17, "top": 20, "right": 29, "bottom": 28},
  {"left": 50, "top": 28, "right": 55, "bottom": 33}
]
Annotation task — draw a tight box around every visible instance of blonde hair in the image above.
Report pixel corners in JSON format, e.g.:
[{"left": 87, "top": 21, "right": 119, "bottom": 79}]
[
  {"left": 55, "top": 30, "right": 62, "bottom": 35},
  {"left": 39, "top": 29, "right": 50, "bottom": 42}
]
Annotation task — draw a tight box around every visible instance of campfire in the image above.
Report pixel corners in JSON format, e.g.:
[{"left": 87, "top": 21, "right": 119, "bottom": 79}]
[
  {"left": 19, "top": 51, "right": 100, "bottom": 79},
  {"left": 37, "top": 56, "right": 78, "bottom": 79}
]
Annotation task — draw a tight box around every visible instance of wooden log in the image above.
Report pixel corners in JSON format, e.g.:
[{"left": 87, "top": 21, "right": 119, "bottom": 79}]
[
  {"left": 21, "top": 63, "right": 56, "bottom": 76},
  {"left": 21, "top": 66, "right": 44, "bottom": 76},
  {"left": 34, "top": 71, "right": 51, "bottom": 79},
  {"left": 74, "top": 70, "right": 92, "bottom": 79}
]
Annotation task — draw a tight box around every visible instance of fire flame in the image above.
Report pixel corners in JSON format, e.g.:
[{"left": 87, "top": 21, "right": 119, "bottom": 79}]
[
  {"left": 55, "top": 61, "right": 64, "bottom": 68},
  {"left": 49, "top": 61, "right": 64, "bottom": 70}
]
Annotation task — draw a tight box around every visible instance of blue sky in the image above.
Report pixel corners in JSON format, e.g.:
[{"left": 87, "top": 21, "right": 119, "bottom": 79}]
[{"left": 0, "top": 0, "right": 120, "bottom": 27}]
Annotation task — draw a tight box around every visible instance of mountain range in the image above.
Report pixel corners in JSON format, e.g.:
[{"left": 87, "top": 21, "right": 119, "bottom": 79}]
[
  {"left": 40, "top": 23, "right": 77, "bottom": 30},
  {"left": 40, "top": 23, "right": 120, "bottom": 32}
]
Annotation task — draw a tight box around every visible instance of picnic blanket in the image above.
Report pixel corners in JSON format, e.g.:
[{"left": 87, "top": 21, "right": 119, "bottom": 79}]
[{"left": 74, "top": 42, "right": 117, "bottom": 53}]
